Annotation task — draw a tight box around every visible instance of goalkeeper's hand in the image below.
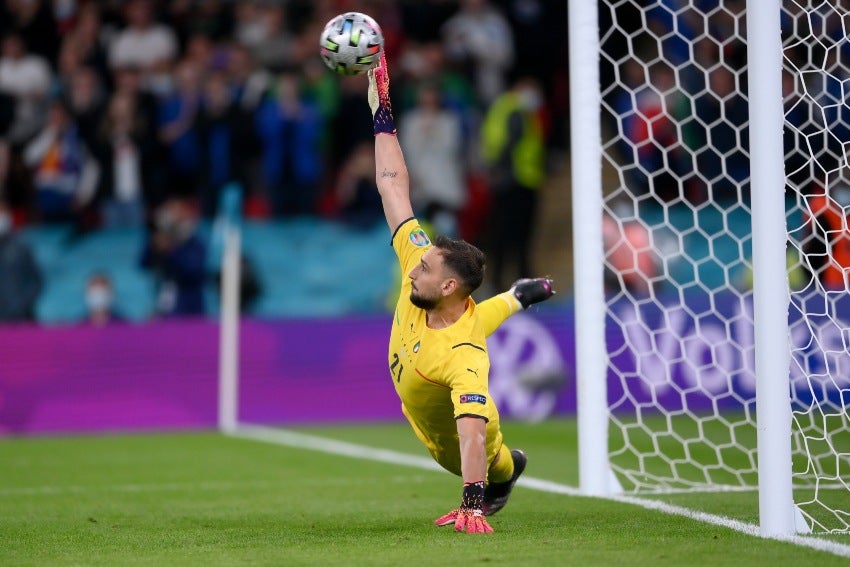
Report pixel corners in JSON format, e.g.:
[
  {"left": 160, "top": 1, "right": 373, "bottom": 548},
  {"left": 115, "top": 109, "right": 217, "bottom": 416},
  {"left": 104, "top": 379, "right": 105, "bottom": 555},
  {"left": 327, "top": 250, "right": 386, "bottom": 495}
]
[
  {"left": 367, "top": 51, "right": 396, "bottom": 135},
  {"left": 434, "top": 508, "right": 494, "bottom": 534},
  {"left": 511, "top": 278, "right": 556, "bottom": 309},
  {"left": 434, "top": 481, "right": 493, "bottom": 534}
]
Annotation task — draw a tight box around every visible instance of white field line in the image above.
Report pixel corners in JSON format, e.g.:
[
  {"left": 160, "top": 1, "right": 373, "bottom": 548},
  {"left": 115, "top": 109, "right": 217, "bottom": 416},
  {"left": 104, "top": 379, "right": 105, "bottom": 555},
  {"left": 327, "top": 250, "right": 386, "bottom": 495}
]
[{"left": 230, "top": 424, "right": 850, "bottom": 559}]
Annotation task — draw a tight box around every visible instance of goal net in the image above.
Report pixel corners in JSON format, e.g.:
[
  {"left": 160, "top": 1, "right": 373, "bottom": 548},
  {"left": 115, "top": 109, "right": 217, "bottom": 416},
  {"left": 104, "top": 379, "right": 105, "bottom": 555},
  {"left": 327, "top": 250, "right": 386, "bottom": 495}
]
[{"left": 578, "top": 0, "right": 850, "bottom": 533}]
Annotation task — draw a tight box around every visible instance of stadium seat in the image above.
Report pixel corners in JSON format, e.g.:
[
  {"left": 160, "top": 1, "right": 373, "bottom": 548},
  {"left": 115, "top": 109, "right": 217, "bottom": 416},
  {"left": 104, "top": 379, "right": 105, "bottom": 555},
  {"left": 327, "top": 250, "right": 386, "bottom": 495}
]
[
  {"left": 24, "top": 215, "right": 397, "bottom": 323},
  {"left": 28, "top": 226, "right": 156, "bottom": 324}
]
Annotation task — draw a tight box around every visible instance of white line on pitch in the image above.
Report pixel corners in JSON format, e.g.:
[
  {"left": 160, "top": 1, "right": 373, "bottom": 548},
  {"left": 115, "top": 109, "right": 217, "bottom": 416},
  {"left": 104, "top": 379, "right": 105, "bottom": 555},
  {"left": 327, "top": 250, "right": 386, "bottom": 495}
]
[{"left": 229, "top": 424, "right": 850, "bottom": 559}]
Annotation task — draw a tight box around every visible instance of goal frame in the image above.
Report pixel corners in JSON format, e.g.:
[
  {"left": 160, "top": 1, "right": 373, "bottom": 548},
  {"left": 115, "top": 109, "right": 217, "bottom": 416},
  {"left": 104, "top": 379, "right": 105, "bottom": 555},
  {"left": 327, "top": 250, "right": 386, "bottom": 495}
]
[{"left": 568, "top": 0, "right": 799, "bottom": 536}]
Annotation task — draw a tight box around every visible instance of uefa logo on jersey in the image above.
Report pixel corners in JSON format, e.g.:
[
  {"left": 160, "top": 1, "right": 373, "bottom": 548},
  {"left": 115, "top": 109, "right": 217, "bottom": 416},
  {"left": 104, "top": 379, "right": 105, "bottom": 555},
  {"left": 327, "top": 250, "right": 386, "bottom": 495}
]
[
  {"left": 409, "top": 229, "right": 431, "bottom": 247},
  {"left": 460, "top": 393, "right": 487, "bottom": 405}
]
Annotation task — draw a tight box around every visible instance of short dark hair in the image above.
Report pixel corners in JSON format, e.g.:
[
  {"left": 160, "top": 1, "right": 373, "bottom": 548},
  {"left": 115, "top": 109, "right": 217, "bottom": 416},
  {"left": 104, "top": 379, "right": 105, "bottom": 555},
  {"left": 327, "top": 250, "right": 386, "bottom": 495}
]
[{"left": 433, "top": 235, "right": 486, "bottom": 296}]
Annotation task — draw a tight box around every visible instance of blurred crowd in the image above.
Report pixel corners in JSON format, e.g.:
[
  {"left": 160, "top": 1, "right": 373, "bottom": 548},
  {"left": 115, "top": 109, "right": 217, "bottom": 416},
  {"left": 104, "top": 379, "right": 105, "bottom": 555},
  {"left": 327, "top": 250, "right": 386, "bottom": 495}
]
[
  {"left": 595, "top": 1, "right": 752, "bottom": 296},
  {"left": 0, "top": 0, "right": 569, "bottom": 323},
  {"left": 603, "top": 0, "right": 850, "bottom": 205},
  {"left": 600, "top": 0, "right": 850, "bottom": 294},
  {"left": 600, "top": 0, "right": 750, "bottom": 205},
  {"left": 0, "top": 0, "right": 570, "bottom": 229}
]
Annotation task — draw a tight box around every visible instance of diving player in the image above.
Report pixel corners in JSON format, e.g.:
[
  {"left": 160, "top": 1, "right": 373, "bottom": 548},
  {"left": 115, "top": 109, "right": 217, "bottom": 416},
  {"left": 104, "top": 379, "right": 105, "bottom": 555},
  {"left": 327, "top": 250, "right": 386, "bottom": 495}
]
[{"left": 368, "top": 50, "right": 554, "bottom": 534}]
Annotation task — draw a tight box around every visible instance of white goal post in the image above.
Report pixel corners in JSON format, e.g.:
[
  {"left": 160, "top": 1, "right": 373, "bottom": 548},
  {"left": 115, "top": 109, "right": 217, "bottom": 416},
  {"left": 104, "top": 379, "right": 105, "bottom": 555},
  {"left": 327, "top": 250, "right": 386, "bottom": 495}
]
[
  {"left": 570, "top": 0, "right": 850, "bottom": 536},
  {"left": 747, "top": 0, "right": 795, "bottom": 537},
  {"left": 569, "top": 0, "right": 613, "bottom": 498},
  {"left": 218, "top": 221, "right": 241, "bottom": 434},
  {"left": 217, "top": 187, "right": 243, "bottom": 434}
]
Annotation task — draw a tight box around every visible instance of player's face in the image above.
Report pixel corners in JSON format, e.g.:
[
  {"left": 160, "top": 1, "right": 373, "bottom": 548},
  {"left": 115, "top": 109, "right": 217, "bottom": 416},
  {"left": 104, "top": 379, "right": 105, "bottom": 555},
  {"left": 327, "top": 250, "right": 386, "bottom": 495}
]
[{"left": 409, "top": 248, "right": 451, "bottom": 310}]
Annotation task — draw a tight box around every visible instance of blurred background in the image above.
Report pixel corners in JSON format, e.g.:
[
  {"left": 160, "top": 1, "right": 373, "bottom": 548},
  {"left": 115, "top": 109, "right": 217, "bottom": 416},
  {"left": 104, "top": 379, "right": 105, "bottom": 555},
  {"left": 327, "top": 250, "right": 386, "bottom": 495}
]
[
  {"left": 0, "top": 0, "right": 577, "bottom": 434},
  {"left": 0, "top": 0, "right": 572, "bottom": 324}
]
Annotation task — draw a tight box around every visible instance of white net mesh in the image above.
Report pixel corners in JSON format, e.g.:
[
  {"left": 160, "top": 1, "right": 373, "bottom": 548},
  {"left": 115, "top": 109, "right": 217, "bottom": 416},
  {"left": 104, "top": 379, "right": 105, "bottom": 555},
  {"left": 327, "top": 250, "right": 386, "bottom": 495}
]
[
  {"left": 597, "top": 0, "right": 850, "bottom": 532},
  {"left": 783, "top": 0, "right": 850, "bottom": 533}
]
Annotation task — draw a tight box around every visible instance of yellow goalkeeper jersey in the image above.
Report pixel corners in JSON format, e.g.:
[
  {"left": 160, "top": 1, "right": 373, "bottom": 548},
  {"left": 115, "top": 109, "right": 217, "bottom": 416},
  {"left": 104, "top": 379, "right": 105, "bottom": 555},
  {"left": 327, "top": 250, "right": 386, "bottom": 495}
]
[{"left": 388, "top": 218, "right": 520, "bottom": 476}]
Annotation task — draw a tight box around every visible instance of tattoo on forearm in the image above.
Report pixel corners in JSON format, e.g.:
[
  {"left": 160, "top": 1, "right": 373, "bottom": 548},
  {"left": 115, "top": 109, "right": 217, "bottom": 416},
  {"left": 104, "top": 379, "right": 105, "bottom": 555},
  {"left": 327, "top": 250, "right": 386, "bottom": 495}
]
[{"left": 381, "top": 169, "right": 397, "bottom": 178}]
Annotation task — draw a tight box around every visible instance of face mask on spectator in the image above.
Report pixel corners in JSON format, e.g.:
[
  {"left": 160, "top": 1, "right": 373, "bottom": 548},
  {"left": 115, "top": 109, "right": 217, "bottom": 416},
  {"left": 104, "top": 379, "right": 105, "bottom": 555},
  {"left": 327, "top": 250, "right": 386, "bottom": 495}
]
[
  {"left": 86, "top": 286, "right": 112, "bottom": 312},
  {"left": 518, "top": 88, "right": 543, "bottom": 111},
  {"left": 0, "top": 212, "right": 11, "bottom": 236}
]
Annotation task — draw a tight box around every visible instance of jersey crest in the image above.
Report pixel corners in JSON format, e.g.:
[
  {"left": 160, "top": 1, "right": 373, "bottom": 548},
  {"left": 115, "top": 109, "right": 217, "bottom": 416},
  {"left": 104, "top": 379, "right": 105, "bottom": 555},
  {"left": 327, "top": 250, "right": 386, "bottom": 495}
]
[{"left": 409, "top": 228, "right": 431, "bottom": 247}]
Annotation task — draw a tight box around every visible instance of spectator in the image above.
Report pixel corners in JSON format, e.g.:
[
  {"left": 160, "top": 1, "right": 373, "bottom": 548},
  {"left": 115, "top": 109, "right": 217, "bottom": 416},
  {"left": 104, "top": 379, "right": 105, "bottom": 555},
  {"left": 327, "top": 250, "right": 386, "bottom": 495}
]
[
  {"left": 3, "top": 0, "right": 59, "bottom": 67},
  {"left": 108, "top": 0, "right": 178, "bottom": 93},
  {"left": 82, "top": 272, "right": 124, "bottom": 326},
  {"left": 223, "top": 42, "right": 268, "bottom": 205},
  {"left": 140, "top": 197, "right": 207, "bottom": 317},
  {"left": 300, "top": 54, "right": 340, "bottom": 168},
  {"left": 225, "top": 41, "right": 270, "bottom": 112},
  {"left": 328, "top": 74, "right": 374, "bottom": 177},
  {"left": 616, "top": 60, "right": 689, "bottom": 200},
  {"left": 0, "top": 32, "right": 52, "bottom": 145},
  {"left": 197, "top": 70, "right": 239, "bottom": 218},
  {"left": 112, "top": 64, "right": 159, "bottom": 131},
  {"left": 602, "top": 208, "right": 658, "bottom": 296},
  {"left": 232, "top": 0, "right": 268, "bottom": 52},
  {"left": 23, "top": 99, "right": 100, "bottom": 224},
  {"left": 111, "top": 64, "right": 164, "bottom": 206},
  {"left": 157, "top": 60, "right": 203, "bottom": 201},
  {"left": 441, "top": 0, "right": 515, "bottom": 105},
  {"left": 398, "top": 41, "right": 477, "bottom": 156},
  {"left": 399, "top": 82, "right": 467, "bottom": 237},
  {"left": 0, "top": 199, "right": 42, "bottom": 322},
  {"left": 686, "top": 66, "right": 749, "bottom": 203},
  {"left": 182, "top": 33, "right": 217, "bottom": 75},
  {"left": 254, "top": 71, "right": 323, "bottom": 217},
  {"left": 53, "top": 35, "right": 84, "bottom": 102},
  {"left": 502, "top": 0, "right": 562, "bottom": 86},
  {"left": 93, "top": 91, "right": 152, "bottom": 229},
  {"left": 65, "top": 4, "right": 111, "bottom": 84},
  {"left": 332, "top": 141, "right": 383, "bottom": 229},
  {"left": 248, "top": 4, "right": 295, "bottom": 71},
  {"left": 65, "top": 66, "right": 106, "bottom": 151},
  {"left": 804, "top": 182, "right": 850, "bottom": 291},
  {"left": 480, "top": 76, "right": 546, "bottom": 291}
]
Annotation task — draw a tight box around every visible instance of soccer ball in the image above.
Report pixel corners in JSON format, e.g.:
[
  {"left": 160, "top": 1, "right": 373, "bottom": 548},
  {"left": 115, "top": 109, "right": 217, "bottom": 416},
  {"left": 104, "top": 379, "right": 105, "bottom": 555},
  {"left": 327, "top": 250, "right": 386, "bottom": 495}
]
[{"left": 319, "top": 12, "right": 383, "bottom": 76}]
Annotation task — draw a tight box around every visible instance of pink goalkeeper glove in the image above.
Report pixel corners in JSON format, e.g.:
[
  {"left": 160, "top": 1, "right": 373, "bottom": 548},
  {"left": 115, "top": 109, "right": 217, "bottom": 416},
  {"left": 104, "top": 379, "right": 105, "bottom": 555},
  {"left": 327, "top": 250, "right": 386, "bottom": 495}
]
[
  {"left": 434, "top": 508, "right": 494, "bottom": 534},
  {"left": 434, "top": 481, "right": 494, "bottom": 534},
  {"left": 367, "top": 51, "right": 396, "bottom": 135}
]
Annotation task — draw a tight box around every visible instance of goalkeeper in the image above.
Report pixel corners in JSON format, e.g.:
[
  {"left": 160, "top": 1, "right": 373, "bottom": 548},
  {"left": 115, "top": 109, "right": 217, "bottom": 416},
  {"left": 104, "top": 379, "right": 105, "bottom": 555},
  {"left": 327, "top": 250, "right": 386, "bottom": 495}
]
[{"left": 368, "top": 51, "right": 555, "bottom": 534}]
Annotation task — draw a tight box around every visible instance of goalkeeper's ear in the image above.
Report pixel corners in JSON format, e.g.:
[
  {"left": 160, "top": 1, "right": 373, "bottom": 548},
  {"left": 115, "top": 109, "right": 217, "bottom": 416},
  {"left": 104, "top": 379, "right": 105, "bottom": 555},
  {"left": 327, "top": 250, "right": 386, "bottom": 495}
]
[{"left": 510, "top": 278, "right": 555, "bottom": 309}]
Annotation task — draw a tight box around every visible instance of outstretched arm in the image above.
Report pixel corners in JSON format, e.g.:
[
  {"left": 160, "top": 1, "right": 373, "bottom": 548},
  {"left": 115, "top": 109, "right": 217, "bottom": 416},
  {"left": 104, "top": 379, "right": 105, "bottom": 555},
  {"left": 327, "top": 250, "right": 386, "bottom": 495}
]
[
  {"left": 375, "top": 134, "right": 413, "bottom": 235},
  {"left": 434, "top": 416, "right": 493, "bottom": 534},
  {"left": 478, "top": 278, "right": 557, "bottom": 336},
  {"left": 477, "top": 291, "right": 522, "bottom": 337},
  {"left": 368, "top": 52, "right": 414, "bottom": 234}
]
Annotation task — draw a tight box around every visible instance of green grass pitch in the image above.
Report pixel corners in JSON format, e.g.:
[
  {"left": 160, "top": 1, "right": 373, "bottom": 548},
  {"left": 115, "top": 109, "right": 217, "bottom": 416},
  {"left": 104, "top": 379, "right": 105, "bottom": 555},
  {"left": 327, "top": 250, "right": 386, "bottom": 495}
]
[{"left": 1, "top": 419, "right": 848, "bottom": 566}]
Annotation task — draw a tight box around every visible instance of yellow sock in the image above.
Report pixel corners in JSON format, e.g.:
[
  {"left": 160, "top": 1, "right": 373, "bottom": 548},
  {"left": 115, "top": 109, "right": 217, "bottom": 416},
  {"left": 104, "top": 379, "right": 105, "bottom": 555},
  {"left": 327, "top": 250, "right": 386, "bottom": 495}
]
[{"left": 488, "top": 443, "right": 515, "bottom": 484}]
